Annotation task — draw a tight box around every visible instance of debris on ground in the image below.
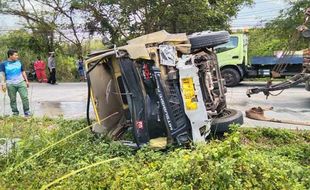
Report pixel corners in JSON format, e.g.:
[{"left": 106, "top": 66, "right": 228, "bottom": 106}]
[{"left": 246, "top": 106, "right": 310, "bottom": 126}]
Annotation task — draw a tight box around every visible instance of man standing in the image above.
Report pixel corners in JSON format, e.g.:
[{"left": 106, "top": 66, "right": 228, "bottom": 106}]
[
  {"left": 76, "top": 56, "right": 85, "bottom": 81},
  {"left": 47, "top": 52, "right": 56, "bottom": 84},
  {"left": 0, "top": 49, "right": 31, "bottom": 116}
]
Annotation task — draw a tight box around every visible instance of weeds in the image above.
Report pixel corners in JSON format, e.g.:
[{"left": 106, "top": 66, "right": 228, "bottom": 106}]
[{"left": 0, "top": 118, "right": 309, "bottom": 189}]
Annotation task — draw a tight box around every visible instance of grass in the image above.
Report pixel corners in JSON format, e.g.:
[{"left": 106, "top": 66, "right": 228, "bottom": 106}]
[
  {"left": 0, "top": 117, "right": 309, "bottom": 189},
  {"left": 0, "top": 139, "right": 6, "bottom": 145}
]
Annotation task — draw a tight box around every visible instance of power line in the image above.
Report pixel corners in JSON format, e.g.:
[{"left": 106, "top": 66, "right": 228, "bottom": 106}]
[
  {"left": 234, "top": 16, "right": 278, "bottom": 21},
  {"left": 236, "top": 9, "right": 283, "bottom": 17},
  {"left": 238, "top": 7, "right": 283, "bottom": 14},
  {"left": 254, "top": 0, "right": 285, "bottom": 4}
]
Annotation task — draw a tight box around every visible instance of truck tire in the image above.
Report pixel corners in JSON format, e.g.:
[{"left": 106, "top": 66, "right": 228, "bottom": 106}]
[
  {"left": 221, "top": 68, "right": 241, "bottom": 87},
  {"left": 211, "top": 108, "right": 243, "bottom": 134},
  {"left": 188, "top": 31, "right": 230, "bottom": 50}
]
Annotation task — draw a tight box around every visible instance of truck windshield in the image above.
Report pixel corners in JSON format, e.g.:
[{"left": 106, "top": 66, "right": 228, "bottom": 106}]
[{"left": 215, "top": 36, "right": 238, "bottom": 53}]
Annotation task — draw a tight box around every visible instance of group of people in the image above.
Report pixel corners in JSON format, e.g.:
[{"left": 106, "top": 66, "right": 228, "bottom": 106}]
[
  {"left": 33, "top": 54, "right": 85, "bottom": 83},
  {"left": 0, "top": 49, "right": 85, "bottom": 117}
]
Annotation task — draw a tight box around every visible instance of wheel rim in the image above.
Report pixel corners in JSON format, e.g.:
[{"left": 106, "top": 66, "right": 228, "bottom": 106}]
[
  {"left": 217, "top": 109, "right": 236, "bottom": 119},
  {"left": 222, "top": 72, "right": 234, "bottom": 85}
]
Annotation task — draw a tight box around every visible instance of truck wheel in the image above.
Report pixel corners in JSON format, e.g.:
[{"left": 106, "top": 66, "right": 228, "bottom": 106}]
[
  {"left": 221, "top": 68, "right": 241, "bottom": 87},
  {"left": 211, "top": 108, "right": 243, "bottom": 134},
  {"left": 188, "top": 31, "right": 230, "bottom": 50}
]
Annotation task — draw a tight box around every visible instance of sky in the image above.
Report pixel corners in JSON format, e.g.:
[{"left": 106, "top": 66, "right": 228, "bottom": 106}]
[
  {"left": 0, "top": 15, "right": 22, "bottom": 32},
  {"left": 231, "top": 0, "right": 290, "bottom": 29},
  {"left": 0, "top": 0, "right": 291, "bottom": 32}
]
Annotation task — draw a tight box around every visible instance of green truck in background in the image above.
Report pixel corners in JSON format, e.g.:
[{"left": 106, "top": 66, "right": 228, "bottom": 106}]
[
  {"left": 216, "top": 33, "right": 248, "bottom": 86},
  {"left": 216, "top": 33, "right": 305, "bottom": 87}
]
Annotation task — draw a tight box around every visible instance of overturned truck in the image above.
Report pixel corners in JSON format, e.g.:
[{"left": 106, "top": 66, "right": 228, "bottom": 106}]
[{"left": 85, "top": 30, "right": 243, "bottom": 147}]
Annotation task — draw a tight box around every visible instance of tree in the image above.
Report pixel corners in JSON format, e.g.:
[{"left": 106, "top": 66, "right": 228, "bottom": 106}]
[
  {"left": 254, "top": 1, "right": 310, "bottom": 55},
  {"left": 247, "top": 28, "right": 286, "bottom": 60},
  {"left": 159, "top": 0, "right": 253, "bottom": 33},
  {"left": 248, "top": 1, "right": 310, "bottom": 57},
  {"left": 0, "top": 30, "right": 47, "bottom": 69},
  {"left": 73, "top": 0, "right": 253, "bottom": 45},
  {"left": 0, "top": 0, "right": 85, "bottom": 56}
]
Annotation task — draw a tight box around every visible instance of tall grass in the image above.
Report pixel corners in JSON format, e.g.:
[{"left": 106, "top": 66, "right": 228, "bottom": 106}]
[{"left": 0, "top": 118, "right": 309, "bottom": 189}]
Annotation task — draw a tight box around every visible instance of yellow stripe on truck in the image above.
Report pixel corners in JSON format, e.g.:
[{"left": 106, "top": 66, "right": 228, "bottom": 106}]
[{"left": 181, "top": 77, "right": 198, "bottom": 110}]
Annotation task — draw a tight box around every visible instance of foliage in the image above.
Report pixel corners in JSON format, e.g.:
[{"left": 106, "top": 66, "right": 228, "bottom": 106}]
[
  {"left": 73, "top": 0, "right": 253, "bottom": 44},
  {"left": 248, "top": 0, "right": 310, "bottom": 57},
  {"left": 61, "top": 39, "right": 106, "bottom": 56},
  {"left": 85, "top": 39, "right": 106, "bottom": 53},
  {"left": 0, "top": 117, "right": 309, "bottom": 189},
  {"left": 2, "top": 1, "right": 255, "bottom": 57},
  {"left": 0, "top": 30, "right": 88, "bottom": 81},
  {"left": 266, "top": 0, "right": 310, "bottom": 46},
  {"left": 54, "top": 53, "right": 77, "bottom": 81},
  {"left": 248, "top": 28, "right": 285, "bottom": 58},
  {"left": 0, "top": 0, "right": 86, "bottom": 55},
  {"left": 0, "top": 30, "right": 43, "bottom": 68},
  {"left": 1, "top": 0, "right": 255, "bottom": 72}
]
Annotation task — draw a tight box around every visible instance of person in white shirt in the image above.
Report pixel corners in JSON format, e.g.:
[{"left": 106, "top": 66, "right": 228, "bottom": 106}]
[{"left": 47, "top": 52, "right": 57, "bottom": 84}]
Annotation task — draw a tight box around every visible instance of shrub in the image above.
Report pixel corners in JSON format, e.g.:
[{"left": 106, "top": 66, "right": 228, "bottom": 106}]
[{"left": 0, "top": 118, "right": 309, "bottom": 189}]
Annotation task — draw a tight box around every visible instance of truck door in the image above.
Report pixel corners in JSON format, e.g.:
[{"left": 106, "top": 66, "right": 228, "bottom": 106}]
[
  {"left": 215, "top": 35, "right": 245, "bottom": 86},
  {"left": 216, "top": 35, "right": 243, "bottom": 66}
]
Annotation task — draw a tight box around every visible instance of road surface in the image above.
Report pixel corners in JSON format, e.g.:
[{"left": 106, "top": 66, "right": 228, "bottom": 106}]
[
  {"left": 0, "top": 82, "right": 309, "bottom": 129},
  {"left": 227, "top": 82, "right": 310, "bottom": 130},
  {"left": 0, "top": 83, "right": 93, "bottom": 119}
]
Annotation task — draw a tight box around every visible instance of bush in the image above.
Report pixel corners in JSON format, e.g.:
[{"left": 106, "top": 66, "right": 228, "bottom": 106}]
[
  {"left": 0, "top": 118, "right": 309, "bottom": 189},
  {"left": 54, "top": 53, "right": 77, "bottom": 81}
]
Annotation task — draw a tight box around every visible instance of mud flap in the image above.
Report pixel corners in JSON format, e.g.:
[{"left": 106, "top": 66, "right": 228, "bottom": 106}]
[{"left": 119, "top": 58, "right": 150, "bottom": 146}]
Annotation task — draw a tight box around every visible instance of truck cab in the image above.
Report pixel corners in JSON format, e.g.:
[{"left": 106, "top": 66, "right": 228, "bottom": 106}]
[
  {"left": 216, "top": 33, "right": 248, "bottom": 86},
  {"left": 216, "top": 33, "right": 305, "bottom": 87}
]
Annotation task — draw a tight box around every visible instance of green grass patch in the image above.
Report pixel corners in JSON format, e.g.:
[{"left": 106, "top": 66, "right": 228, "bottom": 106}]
[{"left": 0, "top": 118, "right": 309, "bottom": 189}]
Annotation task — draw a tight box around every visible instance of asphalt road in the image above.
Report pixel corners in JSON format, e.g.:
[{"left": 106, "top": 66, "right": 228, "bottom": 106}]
[
  {"left": 226, "top": 82, "right": 310, "bottom": 130},
  {"left": 0, "top": 82, "right": 309, "bottom": 129},
  {"left": 0, "top": 83, "right": 93, "bottom": 119}
]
